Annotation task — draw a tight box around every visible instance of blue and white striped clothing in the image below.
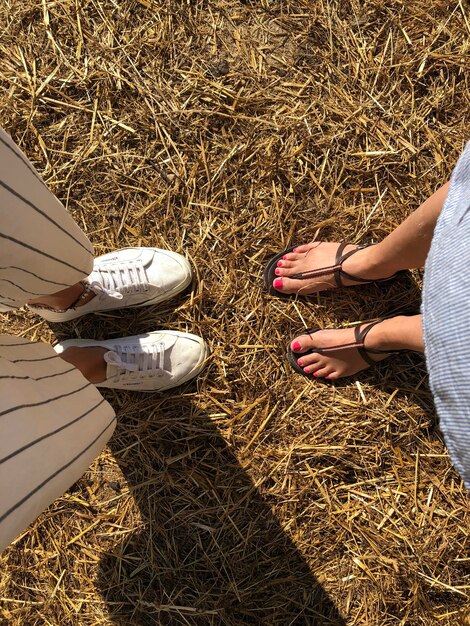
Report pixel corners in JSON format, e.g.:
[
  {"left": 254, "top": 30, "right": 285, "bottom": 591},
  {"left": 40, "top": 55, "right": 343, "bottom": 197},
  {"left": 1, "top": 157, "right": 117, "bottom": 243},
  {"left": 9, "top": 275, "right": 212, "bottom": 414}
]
[{"left": 422, "top": 141, "right": 470, "bottom": 490}]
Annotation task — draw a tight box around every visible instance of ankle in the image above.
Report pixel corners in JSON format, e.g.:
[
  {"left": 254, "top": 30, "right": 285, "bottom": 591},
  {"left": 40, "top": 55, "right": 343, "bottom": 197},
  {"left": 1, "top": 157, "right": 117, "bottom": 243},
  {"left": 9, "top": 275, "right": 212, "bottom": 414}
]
[
  {"left": 343, "top": 245, "right": 400, "bottom": 280},
  {"left": 59, "top": 346, "right": 108, "bottom": 384},
  {"left": 28, "top": 281, "right": 95, "bottom": 311},
  {"left": 365, "top": 316, "right": 424, "bottom": 353}
]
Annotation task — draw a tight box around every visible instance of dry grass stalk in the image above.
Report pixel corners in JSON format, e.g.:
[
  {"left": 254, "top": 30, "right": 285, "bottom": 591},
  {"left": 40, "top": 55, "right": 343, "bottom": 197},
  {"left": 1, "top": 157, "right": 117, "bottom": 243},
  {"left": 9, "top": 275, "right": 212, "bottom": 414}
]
[{"left": 0, "top": 1, "right": 469, "bottom": 624}]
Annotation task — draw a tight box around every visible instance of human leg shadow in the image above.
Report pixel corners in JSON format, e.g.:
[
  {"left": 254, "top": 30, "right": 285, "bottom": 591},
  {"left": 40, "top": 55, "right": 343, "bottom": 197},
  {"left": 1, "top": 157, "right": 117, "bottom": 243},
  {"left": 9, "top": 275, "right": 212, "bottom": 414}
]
[{"left": 95, "top": 392, "right": 346, "bottom": 626}]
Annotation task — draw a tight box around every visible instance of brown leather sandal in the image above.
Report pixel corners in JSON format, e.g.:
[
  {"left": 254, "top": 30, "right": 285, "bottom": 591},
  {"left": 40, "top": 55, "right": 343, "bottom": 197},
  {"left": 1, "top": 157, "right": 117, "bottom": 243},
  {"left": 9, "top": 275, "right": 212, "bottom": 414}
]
[
  {"left": 287, "top": 318, "right": 420, "bottom": 378},
  {"left": 263, "top": 243, "right": 405, "bottom": 296}
]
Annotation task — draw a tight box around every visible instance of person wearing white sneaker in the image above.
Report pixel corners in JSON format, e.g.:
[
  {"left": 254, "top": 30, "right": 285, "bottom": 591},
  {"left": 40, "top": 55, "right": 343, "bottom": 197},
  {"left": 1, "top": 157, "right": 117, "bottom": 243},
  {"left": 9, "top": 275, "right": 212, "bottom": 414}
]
[{"left": 0, "top": 126, "right": 207, "bottom": 552}]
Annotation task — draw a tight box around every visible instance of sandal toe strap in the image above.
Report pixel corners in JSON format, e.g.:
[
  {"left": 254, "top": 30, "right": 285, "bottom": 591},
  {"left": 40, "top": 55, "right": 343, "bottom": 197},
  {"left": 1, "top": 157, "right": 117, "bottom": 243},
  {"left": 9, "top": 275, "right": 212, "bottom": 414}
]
[
  {"left": 303, "top": 324, "right": 381, "bottom": 366},
  {"left": 291, "top": 243, "right": 374, "bottom": 287}
]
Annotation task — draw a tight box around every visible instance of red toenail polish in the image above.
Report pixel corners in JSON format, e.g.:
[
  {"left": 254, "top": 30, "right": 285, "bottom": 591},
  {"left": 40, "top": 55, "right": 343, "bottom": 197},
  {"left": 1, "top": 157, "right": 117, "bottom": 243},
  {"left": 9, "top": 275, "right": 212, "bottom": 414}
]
[
  {"left": 293, "top": 247, "right": 298, "bottom": 252},
  {"left": 313, "top": 372, "right": 318, "bottom": 377},
  {"left": 297, "top": 359, "right": 303, "bottom": 366},
  {"left": 273, "top": 278, "right": 283, "bottom": 289},
  {"left": 282, "top": 255, "right": 287, "bottom": 260},
  {"left": 277, "top": 260, "right": 283, "bottom": 267},
  {"left": 292, "top": 341, "right": 301, "bottom": 351},
  {"left": 275, "top": 268, "right": 281, "bottom": 275}
]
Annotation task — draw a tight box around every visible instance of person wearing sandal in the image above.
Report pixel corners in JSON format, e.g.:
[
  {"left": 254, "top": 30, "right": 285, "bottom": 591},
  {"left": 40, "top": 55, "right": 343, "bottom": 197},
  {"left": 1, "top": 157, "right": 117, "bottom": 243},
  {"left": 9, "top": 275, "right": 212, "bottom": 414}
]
[
  {"left": 265, "top": 142, "right": 470, "bottom": 490},
  {"left": 0, "top": 127, "right": 207, "bottom": 551}
]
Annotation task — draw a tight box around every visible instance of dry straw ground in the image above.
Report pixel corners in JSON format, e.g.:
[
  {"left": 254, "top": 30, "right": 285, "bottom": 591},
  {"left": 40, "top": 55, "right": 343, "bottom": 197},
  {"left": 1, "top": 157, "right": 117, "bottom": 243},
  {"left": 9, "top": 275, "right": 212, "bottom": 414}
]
[{"left": 0, "top": 0, "right": 469, "bottom": 624}]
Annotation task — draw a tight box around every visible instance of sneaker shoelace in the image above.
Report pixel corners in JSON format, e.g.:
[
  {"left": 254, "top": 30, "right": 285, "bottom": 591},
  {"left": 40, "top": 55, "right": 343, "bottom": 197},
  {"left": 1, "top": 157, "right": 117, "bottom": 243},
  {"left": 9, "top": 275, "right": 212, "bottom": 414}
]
[
  {"left": 89, "top": 260, "right": 150, "bottom": 300},
  {"left": 104, "top": 343, "right": 167, "bottom": 379}
]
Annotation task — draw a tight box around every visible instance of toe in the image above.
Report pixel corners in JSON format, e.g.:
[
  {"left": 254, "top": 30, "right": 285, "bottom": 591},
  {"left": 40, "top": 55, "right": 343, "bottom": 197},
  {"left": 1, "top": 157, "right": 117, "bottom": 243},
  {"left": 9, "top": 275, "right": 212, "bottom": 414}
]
[
  {"left": 276, "top": 259, "right": 294, "bottom": 269},
  {"left": 292, "top": 243, "right": 316, "bottom": 254},
  {"left": 325, "top": 371, "right": 340, "bottom": 380},
  {"left": 274, "top": 266, "right": 290, "bottom": 277},
  {"left": 273, "top": 275, "right": 302, "bottom": 294},
  {"left": 312, "top": 366, "right": 333, "bottom": 378},
  {"left": 297, "top": 353, "right": 321, "bottom": 369},
  {"left": 283, "top": 242, "right": 317, "bottom": 259},
  {"left": 302, "top": 355, "right": 324, "bottom": 372},
  {"left": 274, "top": 265, "right": 303, "bottom": 278},
  {"left": 290, "top": 336, "right": 309, "bottom": 353},
  {"left": 272, "top": 275, "right": 310, "bottom": 293},
  {"left": 283, "top": 251, "right": 305, "bottom": 261}
]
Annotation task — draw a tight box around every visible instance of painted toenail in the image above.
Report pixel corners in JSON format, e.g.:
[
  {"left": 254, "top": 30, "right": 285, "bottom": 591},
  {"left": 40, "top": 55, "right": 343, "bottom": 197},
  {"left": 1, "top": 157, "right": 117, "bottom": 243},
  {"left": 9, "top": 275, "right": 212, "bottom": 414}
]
[
  {"left": 277, "top": 260, "right": 283, "bottom": 267},
  {"left": 313, "top": 372, "right": 318, "bottom": 377},
  {"left": 292, "top": 341, "right": 301, "bottom": 351},
  {"left": 273, "top": 278, "right": 283, "bottom": 289},
  {"left": 275, "top": 268, "right": 281, "bottom": 275},
  {"left": 293, "top": 247, "right": 299, "bottom": 252},
  {"left": 282, "top": 255, "right": 287, "bottom": 260},
  {"left": 297, "top": 359, "right": 303, "bottom": 366}
]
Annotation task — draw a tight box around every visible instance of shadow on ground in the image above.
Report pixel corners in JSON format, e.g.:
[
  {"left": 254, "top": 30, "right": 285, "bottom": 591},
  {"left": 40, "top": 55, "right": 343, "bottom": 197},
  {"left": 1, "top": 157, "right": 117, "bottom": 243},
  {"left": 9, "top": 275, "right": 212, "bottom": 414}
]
[{"left": 95, "top": 393, "right": 346, "bottom": 626}]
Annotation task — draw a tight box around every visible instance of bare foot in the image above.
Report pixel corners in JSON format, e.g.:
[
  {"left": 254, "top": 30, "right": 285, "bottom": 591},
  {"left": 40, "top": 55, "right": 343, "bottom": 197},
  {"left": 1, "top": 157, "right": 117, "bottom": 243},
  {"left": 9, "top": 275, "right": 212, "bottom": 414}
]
[
  {"left": 272, "top": 242, "right": 396, "bottom": 296},
  {"left": 290, "top": 315, "right": 424, "bottom": 379}
]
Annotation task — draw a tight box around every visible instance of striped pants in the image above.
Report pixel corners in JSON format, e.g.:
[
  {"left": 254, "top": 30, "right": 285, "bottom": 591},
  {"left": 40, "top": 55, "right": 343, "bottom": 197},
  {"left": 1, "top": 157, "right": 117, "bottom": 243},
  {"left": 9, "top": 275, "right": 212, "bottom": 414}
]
[{"left": 0, "top": 128, "right": 115, "bottom": 552}]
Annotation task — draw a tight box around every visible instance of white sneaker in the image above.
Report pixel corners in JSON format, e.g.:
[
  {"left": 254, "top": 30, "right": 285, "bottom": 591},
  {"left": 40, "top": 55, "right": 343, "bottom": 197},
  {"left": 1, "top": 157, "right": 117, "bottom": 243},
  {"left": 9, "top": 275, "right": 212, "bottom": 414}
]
[
  {"left": 29, "top": 247, "right": 192, "bottom": 322},
  {"left": 54, "top": 331, "right": 208, "bottom": 391}
]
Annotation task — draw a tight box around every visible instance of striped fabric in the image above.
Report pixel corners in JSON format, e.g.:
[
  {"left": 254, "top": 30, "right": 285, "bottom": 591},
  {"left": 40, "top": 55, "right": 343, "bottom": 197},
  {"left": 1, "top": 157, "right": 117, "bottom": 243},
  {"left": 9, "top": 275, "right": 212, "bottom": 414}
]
[
  {"left": 422, "top": 141, "right": 470, "bottom": 490},
  {"left": 0, "top": 128, "right": 115, "bottom": 552},
  {"left": 0, "top": 127, "right": 94, "bottom": 311}
]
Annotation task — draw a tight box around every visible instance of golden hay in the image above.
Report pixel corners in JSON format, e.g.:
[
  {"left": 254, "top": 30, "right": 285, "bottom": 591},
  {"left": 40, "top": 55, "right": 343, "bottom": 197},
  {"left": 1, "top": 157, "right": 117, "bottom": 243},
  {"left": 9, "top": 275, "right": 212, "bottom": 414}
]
[{"left": 0, "top": 0, "right": 469, "bottom": 624}]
